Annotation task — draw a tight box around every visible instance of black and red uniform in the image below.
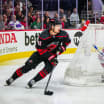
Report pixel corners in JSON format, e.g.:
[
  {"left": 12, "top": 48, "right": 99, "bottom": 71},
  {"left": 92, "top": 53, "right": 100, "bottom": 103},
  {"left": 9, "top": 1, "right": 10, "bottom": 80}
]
[{"left": 7, "top": 29, "right": 71, "bottom": 85}]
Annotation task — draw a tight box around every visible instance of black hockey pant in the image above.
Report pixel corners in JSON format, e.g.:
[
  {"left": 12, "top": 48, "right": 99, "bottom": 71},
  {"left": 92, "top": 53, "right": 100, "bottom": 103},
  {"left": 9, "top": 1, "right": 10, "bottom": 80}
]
[{"left": 11, "top": 51, "right": 58, "bottom": 82}]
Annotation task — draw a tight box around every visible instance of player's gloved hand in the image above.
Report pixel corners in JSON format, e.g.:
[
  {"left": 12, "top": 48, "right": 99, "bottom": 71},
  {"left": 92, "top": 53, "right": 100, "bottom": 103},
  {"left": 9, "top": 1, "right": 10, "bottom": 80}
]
[
  {"left": 48, "top": 46, "right": 66, "bottom": 61},
  {"left": 57, "top": 46, "right": 66, "bottom": 55}
]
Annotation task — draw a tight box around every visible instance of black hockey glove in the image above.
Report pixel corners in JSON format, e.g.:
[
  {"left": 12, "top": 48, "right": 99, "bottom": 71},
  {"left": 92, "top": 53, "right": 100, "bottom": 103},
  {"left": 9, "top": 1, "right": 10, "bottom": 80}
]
[{"left": 57, "top": 46, "right": 66, "bottom": 55}]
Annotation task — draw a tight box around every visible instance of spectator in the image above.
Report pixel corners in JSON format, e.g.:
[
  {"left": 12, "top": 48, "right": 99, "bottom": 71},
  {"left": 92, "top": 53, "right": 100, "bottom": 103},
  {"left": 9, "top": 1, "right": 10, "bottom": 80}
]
[
  {"left": 35, "top": 11, "right": 41, "bottom": 18},
  {"left": 14, "top": 4, "right": 20, "bottom": 15},
  {"left": 31, "top": 17, "right": 41, "bottom": 29},
  {"left": 16, "top": 10, "right": 24, "bottom": 21},
  {"left": 54, "top": 12, "right": 59, "bottom": 20},
  {"left": 8, "top": 15, "right": 24, "bottom": 30},
  {"left": 2, "top": 1, "right": 8, "bottom": 14},
  {"left": 29, "top": 6, "right": 34, "bottom": 16},
  {"left": 3, "top": 14, "right": 8, "bottom": 30},
  {"left": 0, "top": 15, "right": 5, "bottom": 30},
  {"left": 66, "top": 9, "right": 71, "bottom": 27},
  {"left": 44, "top": 11, "right": 50, "bottom": 23},
  {"left": 32, "top": 14, "right": 36, "bottom": 22},
  {"left": 1, "top": 0, "right": 84, "bottom": 29},
  {"left": 28, "top": 12, "right": 33, "bottom": 27},
  {"left": 44, "top": 17, "right": 50, "bottom": 29},
  {"left": 66, "top": 9, "right": 71, "bottom": 20},
  {"left": 27, "top": 0, "right": 32, "bottom": 8},
  {"left": 22, "top": 4, "right": 26, "bottom": 16},
  {"left": 44, "top": 11, "right": 50, "bottom": 18},
  {"left": 8, "top": 0, "right": 13, "bottom": 12},
  {"left": 70, "top": 8, "right": 79, "bottom": 26},
  {"left": 88, "top": 0, "right": 92, "bottom": 11},
  {"left": 20, "top": 16, "right": 27, "bottom": 29},
  {"left": 4, "top": 7, "right": 12, "bottom": 21},
  {"left": 60, "top": 8, "right": 65, "bottom": 18},
  {"left": 32, "top": 11, "right": 41, "bottom": 23},
  {"left": 93, "top": 12, "right": 100, "bottom": 24},
  {"left": 15, "top": 0, "right": 23, "bottom": 11},
  {"left": 60, "top": 16, "right": 68, "bottom": 29}
]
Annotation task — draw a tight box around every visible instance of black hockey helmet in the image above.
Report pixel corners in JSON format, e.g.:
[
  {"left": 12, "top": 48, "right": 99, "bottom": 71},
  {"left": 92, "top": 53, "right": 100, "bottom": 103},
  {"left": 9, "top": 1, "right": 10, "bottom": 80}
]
[{"left": 49, "top": 18, "right": 61, "bottom": 26}]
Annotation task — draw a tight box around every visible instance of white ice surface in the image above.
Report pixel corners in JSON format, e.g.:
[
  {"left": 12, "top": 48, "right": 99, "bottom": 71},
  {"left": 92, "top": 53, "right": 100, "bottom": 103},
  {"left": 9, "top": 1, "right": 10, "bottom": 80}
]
[{"left": 0, "top": 58, "right": 104, "bottom": 104}]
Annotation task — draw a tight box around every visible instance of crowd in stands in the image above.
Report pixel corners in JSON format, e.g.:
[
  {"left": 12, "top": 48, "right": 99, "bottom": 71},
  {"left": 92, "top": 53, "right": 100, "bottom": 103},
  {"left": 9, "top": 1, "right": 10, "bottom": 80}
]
[{"left": 0, "top": 0, "right": 104, "bottom": 30}]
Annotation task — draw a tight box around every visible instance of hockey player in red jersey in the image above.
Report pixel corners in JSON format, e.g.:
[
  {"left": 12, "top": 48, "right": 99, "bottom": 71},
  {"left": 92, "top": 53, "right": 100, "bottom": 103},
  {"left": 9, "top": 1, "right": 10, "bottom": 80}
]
[{"left": 6, "top": 19, "right": 71, "bottom": 88}]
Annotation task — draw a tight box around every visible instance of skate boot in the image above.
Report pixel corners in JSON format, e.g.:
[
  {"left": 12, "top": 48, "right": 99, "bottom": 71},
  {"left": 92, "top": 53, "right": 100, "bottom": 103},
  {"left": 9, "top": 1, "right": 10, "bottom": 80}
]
[
  {"left": 27, "top": 79, "right": 36, "bottom": 88},
  {"left": 5, "top": 78, "right": 14, "bottom": 86}
]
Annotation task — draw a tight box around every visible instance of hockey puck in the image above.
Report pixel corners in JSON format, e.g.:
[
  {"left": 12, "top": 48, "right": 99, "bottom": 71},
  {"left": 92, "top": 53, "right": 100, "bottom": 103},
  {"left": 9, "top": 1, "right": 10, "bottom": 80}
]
[{"left": 44, "top": 90, "right": 54, "bottom": 96}]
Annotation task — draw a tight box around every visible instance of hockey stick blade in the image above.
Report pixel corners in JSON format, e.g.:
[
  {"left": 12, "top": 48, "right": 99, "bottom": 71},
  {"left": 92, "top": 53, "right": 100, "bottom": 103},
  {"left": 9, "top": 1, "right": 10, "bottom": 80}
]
[
  {"left": 93, "top": 44, "right": 104, "bottom": 56},
  {"left": 44, "top": 90, "right": 53, "bottom": 96}
]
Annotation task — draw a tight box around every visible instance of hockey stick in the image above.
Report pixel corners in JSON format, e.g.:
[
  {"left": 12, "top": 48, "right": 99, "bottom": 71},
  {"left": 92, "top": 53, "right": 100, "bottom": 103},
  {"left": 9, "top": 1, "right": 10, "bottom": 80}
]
[
  {"left": 44, "top": 20, "right": 90, "bottom": 95},
  {"left": 44, "top": 71, "right": 53, "bottom": 96},
  {"left": 93, "top": 44, "right": 104, "bottom": 56}
]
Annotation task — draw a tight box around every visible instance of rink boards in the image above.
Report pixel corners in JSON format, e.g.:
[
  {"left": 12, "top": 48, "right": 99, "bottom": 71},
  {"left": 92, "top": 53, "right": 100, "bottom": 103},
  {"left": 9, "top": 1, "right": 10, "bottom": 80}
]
[{"left": 0, "top": 28, "right": 104, "bottom": 62}]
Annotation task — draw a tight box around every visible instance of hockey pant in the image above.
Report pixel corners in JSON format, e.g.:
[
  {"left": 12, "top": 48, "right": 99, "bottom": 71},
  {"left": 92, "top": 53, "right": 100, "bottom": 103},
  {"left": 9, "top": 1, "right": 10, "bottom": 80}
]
[{"left": 10, "top": 51, "right": 58, "bottom": 82}]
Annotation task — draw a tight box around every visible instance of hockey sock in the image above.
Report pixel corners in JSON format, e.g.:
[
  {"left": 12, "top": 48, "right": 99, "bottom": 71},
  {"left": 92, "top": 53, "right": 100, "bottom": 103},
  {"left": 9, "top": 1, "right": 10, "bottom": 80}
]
[
  {"left": 33, "top": 73, "right": 44, "bottom": 82},
  {"left": 27, "top": 74, "right": 43, "bottom": 88},
  {"left": 11, "top": 68, "right": 23, "bottom": 80},
  {"left": 6, "top": 68, "right": 23, "bottom": 85},
  {"left": 30, "top": 69, "right": 49, "bottom": 83},
  {"left": 27, "top": 68, "right": 51, "bottom": 88},
  {"left": 35, "top": 69, "right": 49, "bottom": 82}
]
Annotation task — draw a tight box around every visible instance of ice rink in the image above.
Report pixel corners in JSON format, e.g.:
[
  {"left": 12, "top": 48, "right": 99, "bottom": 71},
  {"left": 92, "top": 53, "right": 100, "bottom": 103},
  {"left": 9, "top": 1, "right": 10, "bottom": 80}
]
[{"left": 1, "top": 57, "right": 104, "bottom": 104}]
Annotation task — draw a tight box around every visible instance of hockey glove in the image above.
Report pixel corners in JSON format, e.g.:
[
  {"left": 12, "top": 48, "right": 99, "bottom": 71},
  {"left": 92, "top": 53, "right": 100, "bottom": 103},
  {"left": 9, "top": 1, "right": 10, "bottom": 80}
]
[{"left": 57, "top": 46, "right": 66, "bottom": 55}]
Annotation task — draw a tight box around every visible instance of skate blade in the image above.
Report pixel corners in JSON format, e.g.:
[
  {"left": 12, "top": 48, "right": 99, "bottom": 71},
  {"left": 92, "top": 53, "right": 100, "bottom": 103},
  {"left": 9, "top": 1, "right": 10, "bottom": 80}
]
[
  {"left": 25, "top": 85, "right": 32, "bottom": 89},
  {"left": 4, "top": 84, "right": 10, "bottom": 86}
]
